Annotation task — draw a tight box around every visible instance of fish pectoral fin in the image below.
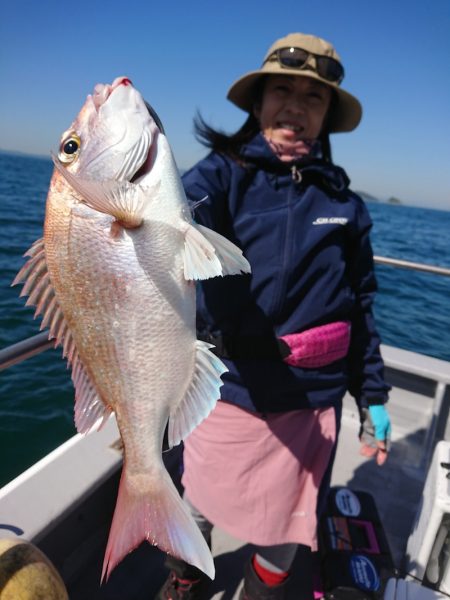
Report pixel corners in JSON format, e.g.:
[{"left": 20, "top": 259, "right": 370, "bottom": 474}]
[
  {"left": 168, "top": 340, "right": 227, "bottom": 448},
  {"left": 13, "top": 237, "right": 111, "bottom": 434},
  {"left": 52, "top": 155, "right": 147, "bottom": 228},
  {"left": 182, "top": 222, "right": 251, "bottom": 280}
]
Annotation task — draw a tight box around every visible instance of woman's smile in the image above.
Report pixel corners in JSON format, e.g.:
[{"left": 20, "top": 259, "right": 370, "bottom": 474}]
[{"left": 254, "top": 75, "right": 332, "bottom": 143}]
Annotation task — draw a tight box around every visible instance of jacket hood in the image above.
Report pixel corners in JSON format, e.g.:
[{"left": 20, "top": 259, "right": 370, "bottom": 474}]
[{"left": 239, "top": 133, "right": 350, "bottom": 194}]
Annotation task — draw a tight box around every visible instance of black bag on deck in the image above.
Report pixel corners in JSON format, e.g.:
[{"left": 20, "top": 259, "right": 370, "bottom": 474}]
[{"left": 318, "top": 487, "right": 397, "bottom": 599}]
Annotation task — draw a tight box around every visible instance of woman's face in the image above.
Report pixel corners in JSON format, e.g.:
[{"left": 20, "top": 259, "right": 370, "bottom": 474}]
[{"left": 254, "top": 75, "right": 332, "bottom": 143}]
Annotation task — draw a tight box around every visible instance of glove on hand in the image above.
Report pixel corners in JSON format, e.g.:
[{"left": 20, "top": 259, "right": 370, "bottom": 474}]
[
  {"left": 359, "top": 405, "right": 391, "bottom": 466},
  {"left": 369, "top": 405, "right": 391, "bottom": 441}
]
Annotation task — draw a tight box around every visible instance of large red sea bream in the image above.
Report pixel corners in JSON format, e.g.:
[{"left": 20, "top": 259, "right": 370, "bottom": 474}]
[{"left": 13, "top": 77, "right": 251, "bottom": 581}]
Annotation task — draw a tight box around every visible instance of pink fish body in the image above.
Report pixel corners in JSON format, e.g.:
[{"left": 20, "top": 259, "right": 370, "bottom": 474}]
[{"left": 14, "top": 77, "right": 250, "bottom": 581}]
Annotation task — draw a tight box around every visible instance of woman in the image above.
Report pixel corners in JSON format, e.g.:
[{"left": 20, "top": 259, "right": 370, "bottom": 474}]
[{"left": 157, "top": 32, "right": 391, "bottom": 600}]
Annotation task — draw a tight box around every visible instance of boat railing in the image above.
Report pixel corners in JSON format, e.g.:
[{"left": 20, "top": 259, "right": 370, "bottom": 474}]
[
  {"left": 373, "top": 255, "right": 450, "bottom": 277},
  {"left": 380, "top": 345, "right": 450, "bottom": 471},
  {"left": 1, "top": 255, "right": 449, "bottom": 472},
  {"left": 2, "top": 255, "right": 449, "bottom": 372},
  {"left": 0, "top": 331, "right": 53, "bottom": 372}
]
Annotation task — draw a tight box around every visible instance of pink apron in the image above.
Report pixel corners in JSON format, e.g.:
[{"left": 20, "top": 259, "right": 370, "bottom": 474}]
[{"left": 182, "top": 400, "right": 336, "bottom": 550}]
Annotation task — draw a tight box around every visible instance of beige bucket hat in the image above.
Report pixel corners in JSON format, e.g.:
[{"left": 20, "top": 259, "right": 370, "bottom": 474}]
[{"left": 227, "top": 33, "right": 362, "bottom": 133}]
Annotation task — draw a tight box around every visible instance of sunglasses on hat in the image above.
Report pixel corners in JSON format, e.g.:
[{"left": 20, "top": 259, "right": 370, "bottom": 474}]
[{"left": 266, "top": 47, "right": 345, "bottom": 84}]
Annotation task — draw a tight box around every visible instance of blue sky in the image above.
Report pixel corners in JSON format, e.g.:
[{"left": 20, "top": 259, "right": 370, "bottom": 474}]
[{"left": 1, "top": 0, "right": 449, "bottom": 210}]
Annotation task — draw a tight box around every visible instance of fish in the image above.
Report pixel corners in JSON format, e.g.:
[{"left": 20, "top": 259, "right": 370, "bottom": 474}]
[{"left": 13, "top": 76, "right": 251, "bottom": 581}]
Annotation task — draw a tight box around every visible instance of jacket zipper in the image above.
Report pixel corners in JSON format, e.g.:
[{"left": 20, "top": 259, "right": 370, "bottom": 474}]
[
  {"left": 272, "top": 177, "right": 297, "bottom": 315},
  {"left": 291, "top": 165, "right": 302, "bottom": 183}
]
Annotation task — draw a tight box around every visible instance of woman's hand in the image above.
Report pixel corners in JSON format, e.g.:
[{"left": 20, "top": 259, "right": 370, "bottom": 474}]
[{"left": 359, "top": 405, "right": 391, "bottom": 466}]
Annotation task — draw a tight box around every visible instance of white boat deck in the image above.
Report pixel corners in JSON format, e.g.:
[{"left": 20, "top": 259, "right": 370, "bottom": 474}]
[
  {"left": 203, "top": 387, "right": 433, "bottom": 600},
  {"left": 64, "top": 383, "right": 433, "bottom": 600},
  {"left": 1, "top": 345, "right": 449, "bottom": 599}
]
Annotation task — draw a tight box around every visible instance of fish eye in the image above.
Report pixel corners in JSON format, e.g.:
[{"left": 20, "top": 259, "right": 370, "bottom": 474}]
[{"left": 58, "top": 133, "right": 81, "bottom": 164}]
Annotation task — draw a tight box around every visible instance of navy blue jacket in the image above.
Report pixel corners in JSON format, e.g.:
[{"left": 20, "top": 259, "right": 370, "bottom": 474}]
[{"left": 182, "top": 133, "right": 390, "bottom": 413}]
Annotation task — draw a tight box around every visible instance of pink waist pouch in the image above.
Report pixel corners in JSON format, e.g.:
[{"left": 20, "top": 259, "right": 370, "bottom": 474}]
[{"left": 280, "top": 321, "right": 351, "bottom": 368}]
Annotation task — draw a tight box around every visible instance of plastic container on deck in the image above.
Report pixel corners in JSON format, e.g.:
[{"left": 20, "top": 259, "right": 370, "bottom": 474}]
[{"left": 407, "top": 441, "right": 450, "bottom": 595}]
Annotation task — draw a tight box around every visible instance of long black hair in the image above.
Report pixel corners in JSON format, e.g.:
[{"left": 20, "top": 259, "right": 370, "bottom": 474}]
[{"left": 193, "top": 76, "right": 336, "bottom": 164}]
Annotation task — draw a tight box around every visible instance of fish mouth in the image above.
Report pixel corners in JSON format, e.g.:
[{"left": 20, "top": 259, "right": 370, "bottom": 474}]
[
  {"left": 92, "top": 77, "right": 136, "bottom": 111},
  {"left": 92, "top": 79, "right": 166, "bottom": 184}
]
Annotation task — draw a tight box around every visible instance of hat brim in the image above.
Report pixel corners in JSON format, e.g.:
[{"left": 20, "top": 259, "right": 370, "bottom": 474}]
[{"left": 227, "top": 67, "right": 362, "bottom": 133}]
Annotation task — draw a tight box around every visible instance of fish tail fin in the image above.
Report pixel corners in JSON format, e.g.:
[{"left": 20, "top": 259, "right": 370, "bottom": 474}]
[{"left": 101, "top": 465, "right": 214, "bottom": 582}]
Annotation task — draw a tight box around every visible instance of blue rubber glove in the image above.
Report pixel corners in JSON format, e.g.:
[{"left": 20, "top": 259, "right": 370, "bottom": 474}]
[
  {"left": 368, "top": 405, "right": 391, "bottom": 441},
  {"left": 359, "top": 405, "right": 391, "bottom": 466}
]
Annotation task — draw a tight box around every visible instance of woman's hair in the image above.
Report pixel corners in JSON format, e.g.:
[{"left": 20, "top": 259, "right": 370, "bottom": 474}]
[
  {"left": 194, "top": 113, "right": 260, "bottom": 163},
  {"left": 193, "top": 77, "right": 337, "bottom": 164},
  {"left": 193, "top": 77, "right": 265, "bottom": 163}
]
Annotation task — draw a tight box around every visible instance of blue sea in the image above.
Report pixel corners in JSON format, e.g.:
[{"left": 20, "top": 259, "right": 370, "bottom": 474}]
[{"left": 1, "top": 150, "right": 449, "bottom": 487}]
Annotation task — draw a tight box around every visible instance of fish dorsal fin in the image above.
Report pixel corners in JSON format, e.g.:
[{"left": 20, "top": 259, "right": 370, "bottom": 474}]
[
  {"left": 168, "top": 340, "right": 227, "bottom": 448},
  {"left": 52, "top": 155, "right": 153, "bottom": 228},
  {"left": 72, "top": 356, "right": 112, "bottom": 433},
  {"left": 182, "top": 222, "right": 251, "bottom": 281},
  {"left": 13, "top": 238, "right": 63, "bottom": 342},
  {"left": 13, "top": 238, "right": 111, "bottom": 433}
]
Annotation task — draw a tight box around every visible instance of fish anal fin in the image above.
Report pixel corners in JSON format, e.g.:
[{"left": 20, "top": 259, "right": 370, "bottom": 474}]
[
  {"left": 168, "top": 340, "right": 227, "bottom": 448},
  {"left": 182, "top": 222, "right": 251, "bottom": 281}
]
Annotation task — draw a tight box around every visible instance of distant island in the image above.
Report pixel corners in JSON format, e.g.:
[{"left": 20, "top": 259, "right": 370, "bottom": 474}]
[
  {"left": 356, "top": 190, "right": 403, "bottom": 206},
  {"left": 0, "top": 149, "right": 409, "bottom": 206},
  {"left": 355, "top": 190, "right": 380, "bottom": 203}
]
